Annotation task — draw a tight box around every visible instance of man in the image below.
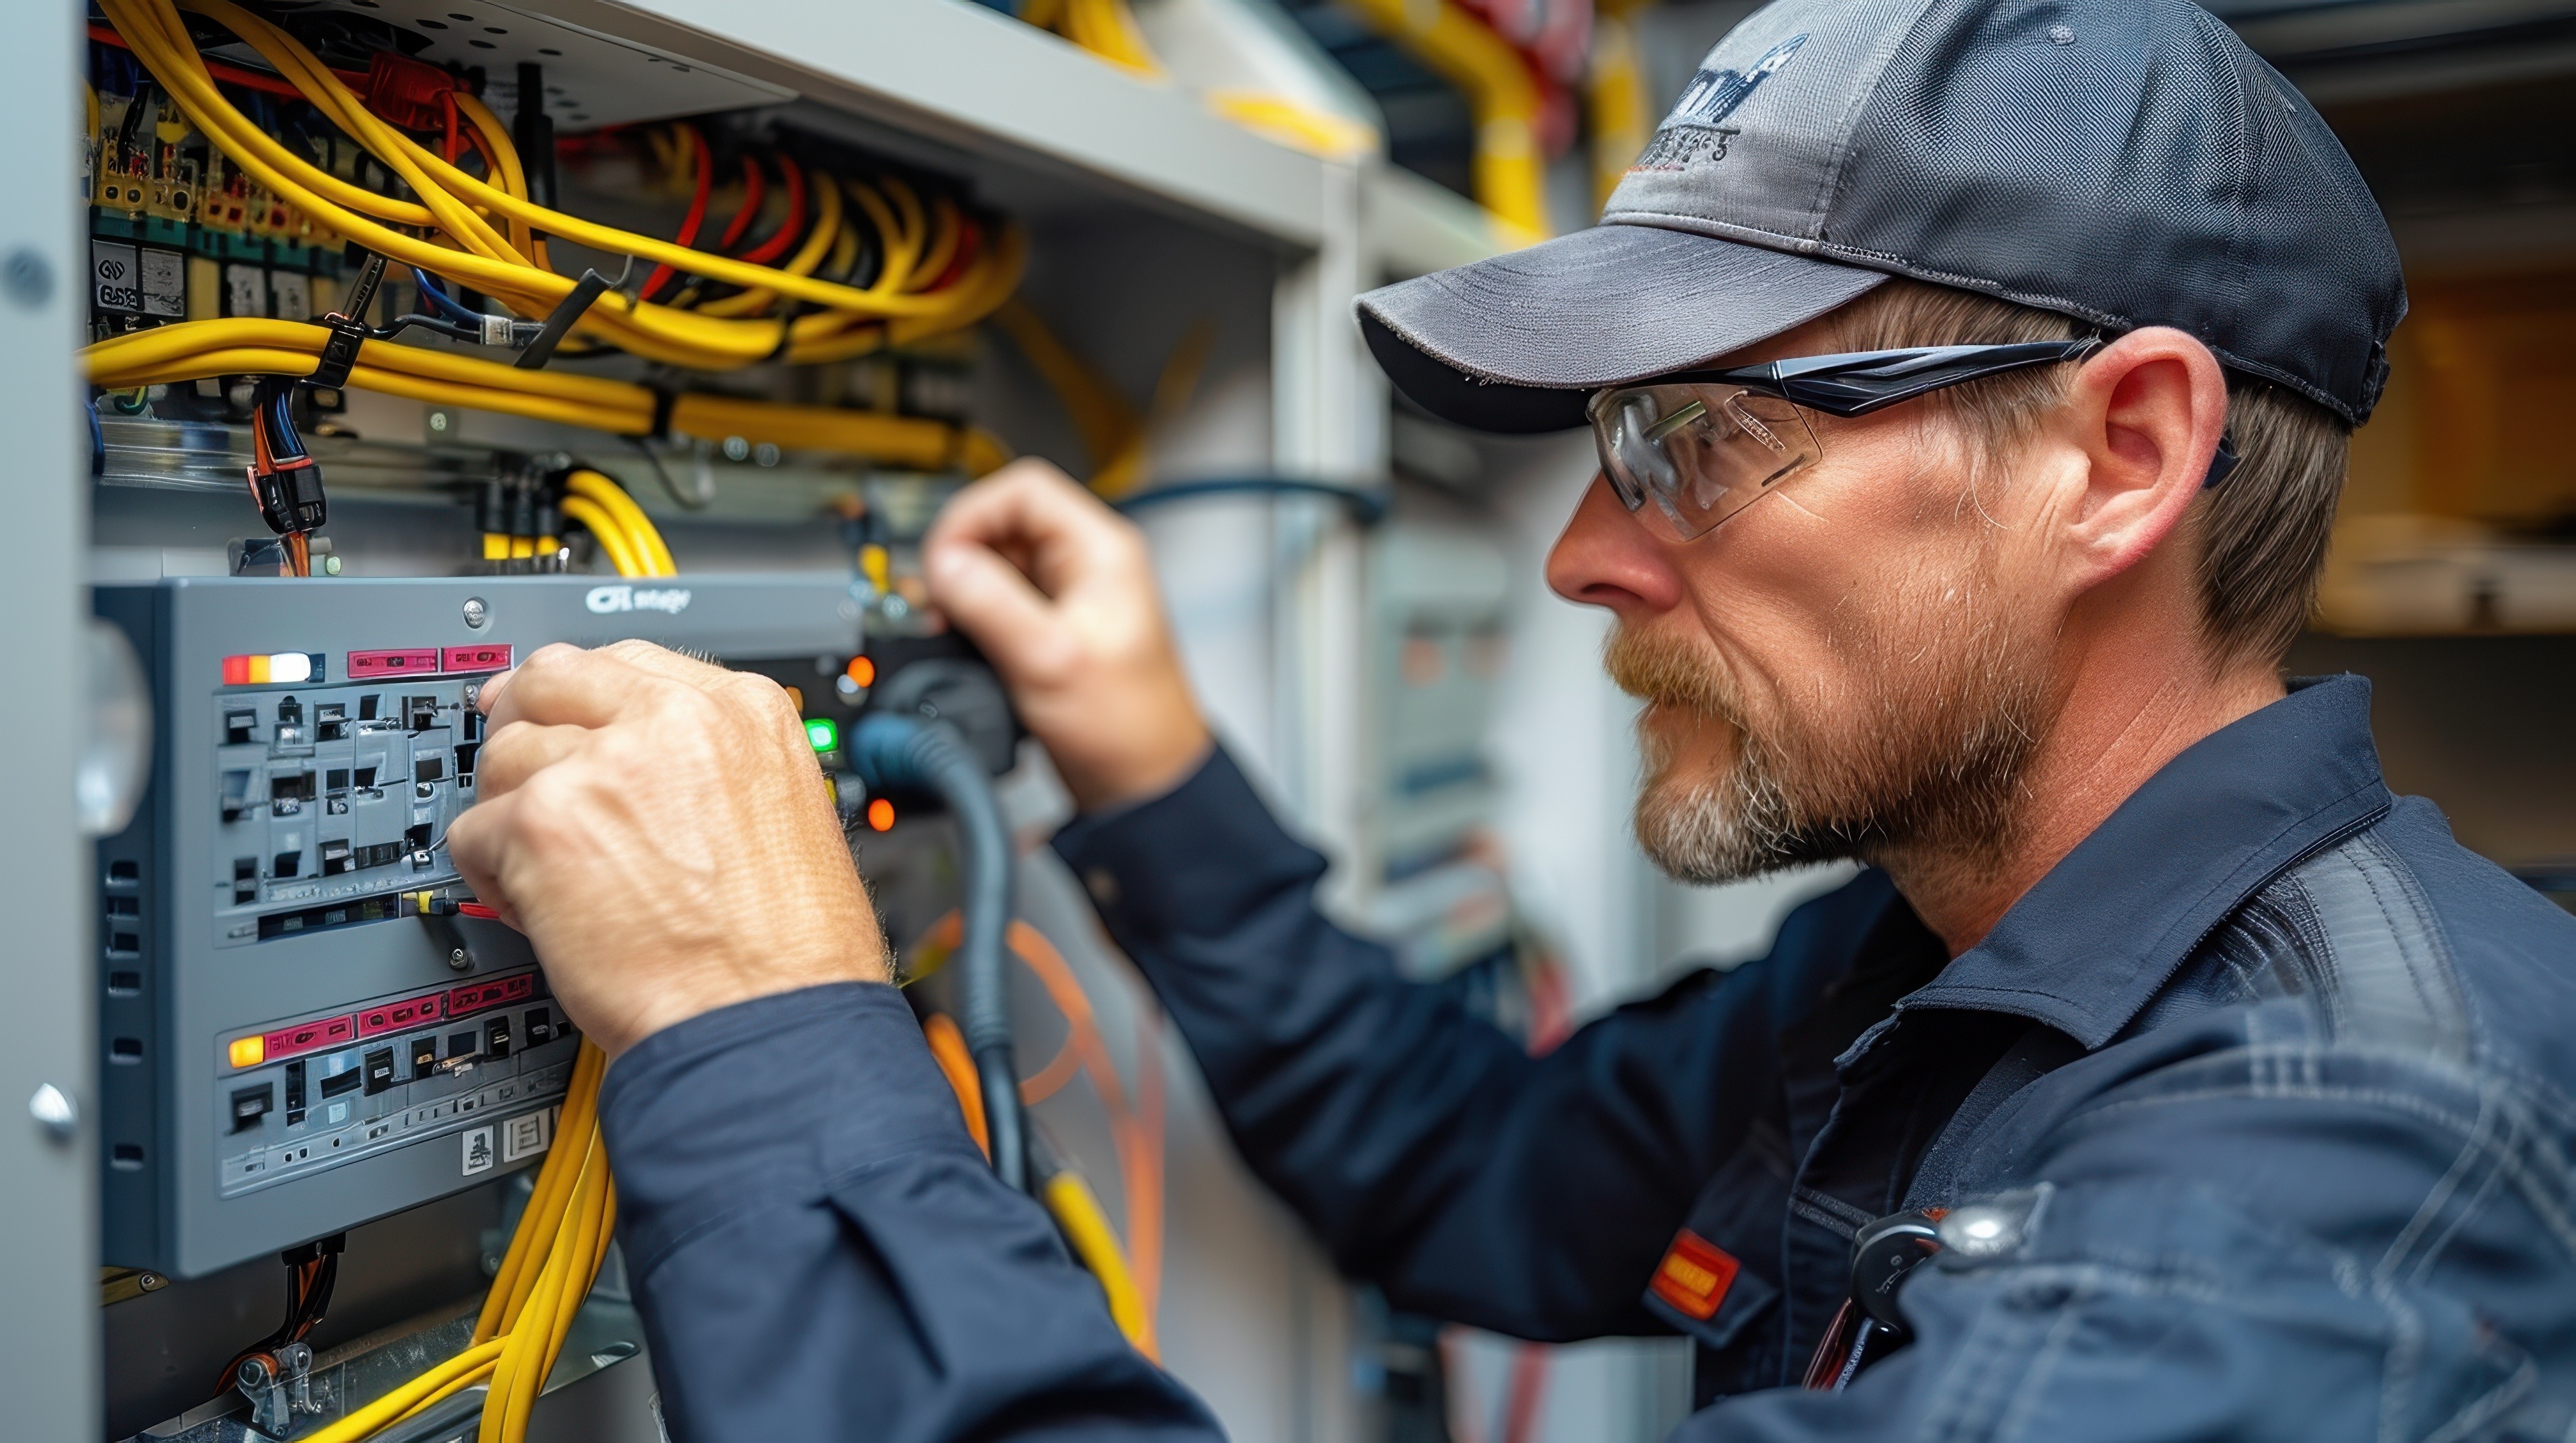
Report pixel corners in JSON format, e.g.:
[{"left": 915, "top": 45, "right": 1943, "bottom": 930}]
[{"left": 448, "top": 0, "right": 2576, "bottom": 1438}]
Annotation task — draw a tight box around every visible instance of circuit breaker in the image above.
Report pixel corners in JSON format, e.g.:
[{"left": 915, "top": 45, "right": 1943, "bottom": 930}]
[{"left": 95, "top": 574, "right": 862, "bottom": 1277}]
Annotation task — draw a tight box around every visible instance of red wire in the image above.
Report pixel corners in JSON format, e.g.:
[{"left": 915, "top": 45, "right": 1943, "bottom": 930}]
[
  {"left": 457, "top": 902, "right": 501, "bottom": 920},
  {"left": 87, "top": 23, "right": 367, "bottom": 98},
  {"left": 642, "top": 124, "right": 714, "bottom": 302},
  {"left": 440, "top": 90, "right": 461, "bottom": 164},
  {"left": 714, "top": 154, "right": 767, "bottom": 253},
  {"left": 735, "top": 152, "right": 807, "bottom": 265}
]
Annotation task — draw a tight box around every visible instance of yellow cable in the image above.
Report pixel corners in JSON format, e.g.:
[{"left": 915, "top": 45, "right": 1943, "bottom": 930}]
[
  {"left": 1332, "top": 0, "right": 1547, "bottom": 239},
  {"left": 565, "top": 470, "right": 674, "bottom": 576},
  {"left": 99, "top": 0, "right": 1021, "bottom": 370},
  {"left": 1042, "top": 1170, "right": 1160, "bottom": 1361},
  {"left": 559, "top": 495, "right": 645, "bottom": 578},
  {"left": 81, "top": 320, "right": 1011, "bottom": 475}
]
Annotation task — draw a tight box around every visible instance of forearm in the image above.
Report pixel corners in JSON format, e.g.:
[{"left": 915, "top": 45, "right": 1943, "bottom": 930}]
[{"left": 600, "top": 983, "right": 1220, "bottom": 1443}]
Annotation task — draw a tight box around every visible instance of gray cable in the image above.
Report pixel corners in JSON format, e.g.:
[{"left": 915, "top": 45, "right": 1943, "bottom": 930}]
[{"left": 852, "top": 714, "right": 1025, "bottom": 1192}]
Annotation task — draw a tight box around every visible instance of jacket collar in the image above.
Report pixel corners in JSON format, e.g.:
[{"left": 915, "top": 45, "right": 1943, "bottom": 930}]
[{"left": 1894, "top": 674, "right": 2393, "bottom": 1050}]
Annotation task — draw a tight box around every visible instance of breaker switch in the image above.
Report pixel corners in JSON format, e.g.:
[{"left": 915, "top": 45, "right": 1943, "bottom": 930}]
[
  {"left": 271, "top": 849, "right": 301, "bottom": 880},
  {"left": 362, "top": 1047, "right": 396, "bottom": 1095},
  {"left": 224, "top": 709, "right": 258, "bottom": 745},
  {"left": 484, "top": 1015, "right": 512, "bottom": 1058},
  {"left": 404, "top": 696, "right": 439, "bottom": 731},
  {"left": 410, "top": 1036, "right": 438, "bottom": 1076},
  {"left": 283, "top": 1061, "right": 306, "bottom": 1126},
  {"left": 233, "top": 856, "right": 259, "bottom": 906},
  {"left": 319, "top": 839, "right": 353, "bottom": 876},
  {"left": 315, "top": 703, "right": 348, "bottom": 741},
  {"left": 524, "top": 1008, "right": 554, "bottom": 1047},
  {"left": 221, "top": 770, "right": 253, "bottom": 823},
  {"left": 230, "top": 1083, "right": 273, "bottom": 1133}
]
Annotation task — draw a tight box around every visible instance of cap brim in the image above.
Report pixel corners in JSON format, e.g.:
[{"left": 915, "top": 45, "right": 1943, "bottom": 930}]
[{"left": 1358, "top": 223, "right": 1890, "bottom": 434}]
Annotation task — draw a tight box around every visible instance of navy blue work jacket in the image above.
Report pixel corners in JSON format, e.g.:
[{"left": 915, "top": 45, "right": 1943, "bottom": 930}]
[{"left": 600, "top": 676, "right": 2576, "bottom": 1441}]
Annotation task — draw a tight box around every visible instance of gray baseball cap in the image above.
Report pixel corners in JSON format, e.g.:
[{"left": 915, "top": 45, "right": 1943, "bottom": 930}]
[{"left": 1358, "top": 0, "right": 2405, "bottom": 434}]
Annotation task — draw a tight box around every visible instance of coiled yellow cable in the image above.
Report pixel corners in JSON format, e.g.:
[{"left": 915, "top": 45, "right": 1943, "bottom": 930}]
[
  {"left": 565, "top": 471, "right": 675, "bottom": 576},
  {"left": 95, "top": 0, "right": 1023, "bottom": 370}
]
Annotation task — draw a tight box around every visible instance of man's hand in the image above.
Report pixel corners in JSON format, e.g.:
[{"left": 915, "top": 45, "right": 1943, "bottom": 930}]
[
  {"left": 922, "top": 461, "right": 1210, "bottom": 811},
  {"left": 446, "top": 641, "right": 887, "bottom": 1057}
]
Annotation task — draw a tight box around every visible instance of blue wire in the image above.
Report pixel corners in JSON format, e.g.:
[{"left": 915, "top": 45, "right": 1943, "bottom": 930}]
[
  {"left": 411, "top": 269, "right": 481, "bottom": 325},
  {"left": 87, "top": 402, "right": 104, "bottom": 478}
]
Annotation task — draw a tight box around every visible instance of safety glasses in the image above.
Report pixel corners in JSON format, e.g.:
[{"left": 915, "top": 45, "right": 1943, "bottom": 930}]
[{"left": 1587, "top": 340, "right": 2101, "bottom": 541}]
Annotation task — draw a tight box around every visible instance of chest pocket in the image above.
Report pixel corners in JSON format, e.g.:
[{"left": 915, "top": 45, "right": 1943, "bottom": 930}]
[{"left": 1640, "top": 1147, "right": 1783, "bottom": 1358}]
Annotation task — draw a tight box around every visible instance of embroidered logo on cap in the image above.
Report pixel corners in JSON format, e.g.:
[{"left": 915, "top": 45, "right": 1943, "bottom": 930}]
[
  {"left": 1634, "top": 34, "right": 1807, "bottom": 171},
  {"left": 1649, "top": 1228, "right": 1742, "bottom": 1320}
]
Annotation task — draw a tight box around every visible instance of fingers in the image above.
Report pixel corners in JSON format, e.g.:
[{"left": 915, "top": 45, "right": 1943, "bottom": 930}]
[
  {"left": 473, "top": 720, "right": 593, "bottom": 799},
  {"left": 926, "top": 460, "right": 1139, "bottom": 596},
  {"left": 482, "top": 640, "right": 718, "bottom": 733},
  {"left": 922, "top": 541, "right": 1073, "bottom": 681}
]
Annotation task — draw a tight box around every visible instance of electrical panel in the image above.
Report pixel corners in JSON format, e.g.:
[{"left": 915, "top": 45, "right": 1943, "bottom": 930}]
[{"left": 95, "top": 574, "right": 861, "bottom": 1278}]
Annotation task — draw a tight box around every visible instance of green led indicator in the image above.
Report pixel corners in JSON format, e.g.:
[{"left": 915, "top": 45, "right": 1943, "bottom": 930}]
[{"left": 805, "top": 718, "right": 840, "bottom": 753}]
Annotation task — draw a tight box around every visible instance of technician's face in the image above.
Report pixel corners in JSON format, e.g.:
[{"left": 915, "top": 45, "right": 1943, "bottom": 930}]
[{"left": 1544, "top": 319, "right": 2063, "bottom": 883}]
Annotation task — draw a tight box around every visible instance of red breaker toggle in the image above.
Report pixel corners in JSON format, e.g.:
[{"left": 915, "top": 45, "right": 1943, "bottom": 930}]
[
  {"left": 442, "top": 644, "right": 513, "bottom": 674},
  {"left": 357, "top": 990, "right": 447, "bottom": 1037},
  {"left": 348, "top": 648, "right": 441, "bottom": 679},
  {"left": 258, "top": 1013, "right": 356, "bottom": 1065},
  {"left": 447, "top": 972, "right": 537, "bottom": 1019}
]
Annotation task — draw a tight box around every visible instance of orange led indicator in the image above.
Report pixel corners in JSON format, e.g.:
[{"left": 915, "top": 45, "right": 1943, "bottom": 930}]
[
  {"left": 866, "top": 797, "right": 896, "bottom": 832},
  {"left": 846, "top": 656, "right": 876, "bottom": 688},
  {"left": 227, "top": 1035, "right": 265, "bottom": 1069}
]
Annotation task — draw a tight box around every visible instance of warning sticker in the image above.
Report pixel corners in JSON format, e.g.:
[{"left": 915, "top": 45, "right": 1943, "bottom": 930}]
[
  {"left": 461, "top": 1125, "right": 495, "bottom": 1176},
  {"left": 92, "top": 240, "right": 141, "bottom": 314}
]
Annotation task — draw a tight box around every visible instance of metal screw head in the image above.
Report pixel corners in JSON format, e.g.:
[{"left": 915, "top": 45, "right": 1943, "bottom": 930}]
[
  {"left": 721, "top": 435, "right": 750, "bottom": 462},
  {"left": 322, "top": 555, "right": 342, "bottom": 575},
  {"left": 28, "top": 1083, "right": 76, "bottom": 1144},
  {"left": 447, "top": 947, "right": 473, "bottom": 972},
  {"left": 461, "top": 597, "right": 489, "bottom": 630},
  {"left": 3, "top": 249, "right": 53, "bottom": 308},
  {"left": 428, "top": 410, "right": 453, "bottom": 434}
]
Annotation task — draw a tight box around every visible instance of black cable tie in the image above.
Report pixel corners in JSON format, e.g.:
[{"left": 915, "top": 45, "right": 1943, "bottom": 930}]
[
  {"left": 648, "top": 385, "right": 680, "bottom": 442},
  {"left": 308, "top": 252, "right": 388, "bottom": 391},
  {"left": 514, "top": 268, "right": 616, "bottom": 371}
]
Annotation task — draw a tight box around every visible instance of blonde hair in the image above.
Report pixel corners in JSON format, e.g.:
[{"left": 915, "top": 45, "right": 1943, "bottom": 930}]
[{"left": 1819, "top": 279, "right": 2351, "bottom": 671}]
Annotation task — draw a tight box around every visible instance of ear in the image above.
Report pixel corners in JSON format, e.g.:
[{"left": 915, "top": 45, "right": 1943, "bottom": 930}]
[{"left": 2054, "top": 326, "right": 2230, "bottom": 586}]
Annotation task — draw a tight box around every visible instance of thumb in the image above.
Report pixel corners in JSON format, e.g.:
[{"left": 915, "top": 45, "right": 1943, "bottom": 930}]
[{"left": 923, "top": 539, "right": 1075, "bottom": 683}]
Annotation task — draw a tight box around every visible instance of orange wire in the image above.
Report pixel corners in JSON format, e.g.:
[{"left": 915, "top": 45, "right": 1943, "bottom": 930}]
[
  {"left": 906, "top": 908, "right": 1166, "bottom": 1332},
  {"left": 921, "top": 1012, "right": 988, "bottom": 1159}
]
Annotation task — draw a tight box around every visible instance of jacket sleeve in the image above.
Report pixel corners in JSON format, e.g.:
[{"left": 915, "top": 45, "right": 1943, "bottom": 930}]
[
  {"left": 1053, "top": 745, "right": 1879, "bottom": 1341},
  {"left": 598, "top": 982, "right": 1223, "bottom": 1443}
]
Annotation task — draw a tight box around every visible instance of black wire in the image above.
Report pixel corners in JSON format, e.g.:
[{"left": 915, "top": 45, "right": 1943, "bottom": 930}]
[
  {"left": 625, "top": 434, "right": 709, "bottom": 511},
  {"left": 1110, "top": 477, "right": 1386, "bottom": 525}
]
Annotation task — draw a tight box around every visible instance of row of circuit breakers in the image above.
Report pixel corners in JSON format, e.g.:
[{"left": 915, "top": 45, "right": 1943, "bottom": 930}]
[{"left": 98, "top": 575, "right": 864, "bottom": 1278}]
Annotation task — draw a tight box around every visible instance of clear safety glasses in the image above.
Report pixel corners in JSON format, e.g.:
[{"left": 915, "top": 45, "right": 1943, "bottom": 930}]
[{"left": 1587, "top": 340, "right": 2101, "bottom": 542}]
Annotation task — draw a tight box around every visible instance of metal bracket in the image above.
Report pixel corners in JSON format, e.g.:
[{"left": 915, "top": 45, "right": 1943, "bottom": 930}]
[{"left": 236, "top": 1340, "right": 320, "bottom": 1438}]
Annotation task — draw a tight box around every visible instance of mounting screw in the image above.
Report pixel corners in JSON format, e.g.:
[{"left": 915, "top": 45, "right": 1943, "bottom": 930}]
[
  {"left": 428, "top": 410, "right": 453, "bottom": 435},
  {"left": 446, "top": 947, "right": 473, "bottom": 972},
  {"left": 462, "top": 597, "right": 489, "bottom": 630},
  {"left": 28, "top": 1083, "right": 76, "bottom": 1144},
  {"left": 2, "top": 249, "right": 53, "bottom": 309},
  {"left": 322, "top": 555, "right": 342, "bottom": 576}
]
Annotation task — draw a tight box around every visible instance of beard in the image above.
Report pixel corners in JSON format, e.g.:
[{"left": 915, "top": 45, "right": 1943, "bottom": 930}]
[{"left": 1606, "top": 567, "right": 2052, "bottom": 886}]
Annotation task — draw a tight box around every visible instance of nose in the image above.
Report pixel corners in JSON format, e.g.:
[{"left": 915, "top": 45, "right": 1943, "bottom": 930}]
[{"left": 1547, "top": 474, "right": 1685, "bottom": 616}]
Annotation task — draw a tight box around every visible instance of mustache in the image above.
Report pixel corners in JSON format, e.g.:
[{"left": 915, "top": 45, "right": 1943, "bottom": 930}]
[{"left": 1603, "top": 626, "right": 1734, "bottom": 715}]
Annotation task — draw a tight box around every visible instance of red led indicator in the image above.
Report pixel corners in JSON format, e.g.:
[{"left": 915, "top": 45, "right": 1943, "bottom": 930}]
[
  {"left": 443, "top": 644, "right": 514, "bottom": 674},
  {"left": 349, "top": 648, "right": 440, "bottom": 678}
]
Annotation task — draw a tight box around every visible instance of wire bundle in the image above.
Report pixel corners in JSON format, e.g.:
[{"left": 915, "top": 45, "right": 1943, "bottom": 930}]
[
  {"left": 285, "top": 1041, "right": 612, "bottom": 1443},
  {"left": 557, "top": 469, "right": 675, "bottom": 578},
  {"left": 94, "top": 0, "right": 1023, "bottom": 369},
  {"left": 213, "top": 1233, "right": 344, "bottom": 1396},
  {"left": 82, "top": 0, "right": 1021, "bottom": 470}
]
